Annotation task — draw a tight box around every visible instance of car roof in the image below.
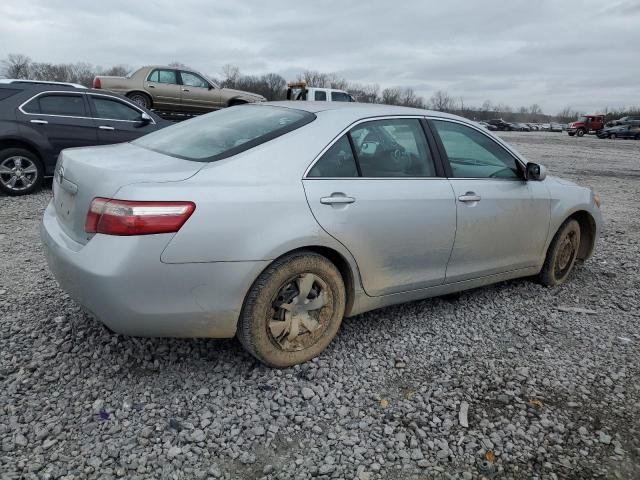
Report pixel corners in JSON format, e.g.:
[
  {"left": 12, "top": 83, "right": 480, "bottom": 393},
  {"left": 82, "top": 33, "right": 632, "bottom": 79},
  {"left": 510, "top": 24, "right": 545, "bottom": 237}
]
[
  {"left": 0, "top": 79, "right": 87, "bottom": 88},
  {"left": 264, "top": 100, "right": 463, "bottom": 121}
]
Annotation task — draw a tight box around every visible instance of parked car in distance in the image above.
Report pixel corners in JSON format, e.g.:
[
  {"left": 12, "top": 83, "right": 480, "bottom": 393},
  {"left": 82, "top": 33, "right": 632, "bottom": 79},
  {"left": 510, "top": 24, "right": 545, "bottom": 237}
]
[
  {"left": 286, "top": 82, "right": 355, "bottom": 102},
  {"left": 477, "top": 121, "right": 497, "bottom": 131},
  {"left": 608, "top": 115, "right": 640, "bottom": 127},
  {"left": 93, "top": 66, "right": 266, "bottom": 112},
  {"left": 0, "top": 79, "right": 87, "bottom": 89},
  {"left": 527, "top": 123, "right": 539, "bottom": 131},
  {"left": 596, "top": 124, "right": 640, "bottom": 139},
  {"left": 41, "top": 102, "right": 601, "bottom": 367},
  {"left": 511, "top": 123, "right": 531, "bottom": 131},
  {"left": 567, "top": 114, "right": 605, "bottom": 137},
  {"left": 487, "top": 119, "right": 514, "bottom": 131},
  {"left": 0, "top": 84, "right": 168, "bottom": 195},
  {"left": 550, "top": 123, "right": 563, "bottom": 132}
]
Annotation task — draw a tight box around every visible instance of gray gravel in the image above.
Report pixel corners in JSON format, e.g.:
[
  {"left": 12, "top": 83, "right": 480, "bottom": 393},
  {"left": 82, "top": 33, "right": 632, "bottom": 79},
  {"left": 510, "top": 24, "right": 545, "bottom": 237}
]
[{"left": 1, "top": 131, "right": 639, "bottom": 479}]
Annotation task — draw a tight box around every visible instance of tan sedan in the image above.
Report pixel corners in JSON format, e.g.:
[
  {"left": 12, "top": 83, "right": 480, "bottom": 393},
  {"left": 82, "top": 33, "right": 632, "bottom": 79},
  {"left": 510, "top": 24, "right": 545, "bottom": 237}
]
[{"left": 93, "top": 65, "right": 265, "bottom": 112}]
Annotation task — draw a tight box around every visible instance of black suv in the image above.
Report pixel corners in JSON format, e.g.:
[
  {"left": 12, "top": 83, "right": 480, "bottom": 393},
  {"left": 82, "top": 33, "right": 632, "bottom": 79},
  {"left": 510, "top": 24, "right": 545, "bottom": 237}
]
[{"left": 0, "top": 84, "right": 168, "bottom": 195}]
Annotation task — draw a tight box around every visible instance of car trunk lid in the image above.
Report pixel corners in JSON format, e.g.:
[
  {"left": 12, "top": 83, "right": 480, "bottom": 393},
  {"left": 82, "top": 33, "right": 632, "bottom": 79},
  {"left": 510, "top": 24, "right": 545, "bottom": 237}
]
[{"left": 53, "top": 143, "right": 203, "bottom": 245}]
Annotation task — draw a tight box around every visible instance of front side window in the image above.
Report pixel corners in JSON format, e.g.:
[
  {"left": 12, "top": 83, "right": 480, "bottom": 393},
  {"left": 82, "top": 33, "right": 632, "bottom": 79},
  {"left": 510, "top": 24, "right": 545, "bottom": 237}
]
[
  {"left": 314, "top": 90, "right": 327, "bottom": 101},
  {"left": 180, "top": 71, "right": 209, "bottom": 88},
  {"left": 307, "top": 135, "right": 358, "bottom": 177},
  {"left": 432, "top": 120, "right": 521, "bottom": 179},
  {"left": 23, "top": 94, "right": 86, "bottom": 116},
  {"left": 331, "top": 91, "right": 352, "bottom": 102},
  {"left": 90, "top": 96, "right": 143, "bottom": 121},
  {"left": 134, "top": 105, "right": 315, "bottom": 162},
  {"left": 350, "top": 119, "right": 436, "bottom": 177},
  {"left": 148, "top": 69, "right": 178, "bottom": 84}
]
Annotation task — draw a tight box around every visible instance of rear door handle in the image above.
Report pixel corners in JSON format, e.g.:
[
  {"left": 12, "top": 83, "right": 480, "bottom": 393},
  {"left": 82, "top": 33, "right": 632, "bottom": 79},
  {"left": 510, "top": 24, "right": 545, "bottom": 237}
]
[
  {"left": 458, "top": 192, "right": 481, "bottom": 202},
  {"left": 182, "top": 88, "right": 190, "bottom": 92},
  {"left": 30, "top": 119, "right": 48, "bottom": 125},
  {"left": 320, "top": 195, "right": 355, "bottom": 205},
  {"left": 98, "top": 125, "right": 115, "bottom": 131}
]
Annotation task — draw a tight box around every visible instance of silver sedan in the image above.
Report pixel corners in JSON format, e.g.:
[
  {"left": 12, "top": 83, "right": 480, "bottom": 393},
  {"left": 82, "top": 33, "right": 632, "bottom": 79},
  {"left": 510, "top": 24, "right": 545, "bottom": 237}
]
[{"left": 41, "top": 102, "right": 602, "bottom": 367}]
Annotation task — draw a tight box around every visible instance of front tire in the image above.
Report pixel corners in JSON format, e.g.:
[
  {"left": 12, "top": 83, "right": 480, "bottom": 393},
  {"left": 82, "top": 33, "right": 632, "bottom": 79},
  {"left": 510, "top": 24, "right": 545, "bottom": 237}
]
[
  {"left": 0, "top": 148, "right": 44, "bottom": 196},
  {"left": 576, "top": 129, "right": 585, "bottom": 137},
  {"left": 538, "top": 219, "right": 581, "bottom": 286},
  {"left": 237, "top": 251, "right": 346, "bottom": 367},
  {"left": 610, "top": 133, "right": 616, "bottom": 139}
]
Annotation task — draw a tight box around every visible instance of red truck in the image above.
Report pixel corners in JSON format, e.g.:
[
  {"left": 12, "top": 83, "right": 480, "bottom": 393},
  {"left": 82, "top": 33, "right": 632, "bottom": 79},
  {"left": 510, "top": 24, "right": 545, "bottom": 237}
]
[{"left": 567, "top": 114, "right": 605, "bottom": 137}]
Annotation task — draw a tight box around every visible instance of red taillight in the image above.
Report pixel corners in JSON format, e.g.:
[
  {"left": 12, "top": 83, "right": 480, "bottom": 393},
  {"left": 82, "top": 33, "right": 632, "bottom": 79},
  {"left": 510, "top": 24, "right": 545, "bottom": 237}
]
[
  {"left": 93, "top": 77, "right": 101, "bottom": 89},
  {"left": 85, "top": 197, "right": 195, "bottom": 236}
]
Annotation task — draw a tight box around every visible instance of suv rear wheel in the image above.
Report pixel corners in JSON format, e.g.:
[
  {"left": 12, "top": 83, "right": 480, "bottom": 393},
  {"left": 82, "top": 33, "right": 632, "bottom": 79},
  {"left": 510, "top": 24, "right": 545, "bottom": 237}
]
[{"left": 0, "top": 148, "right": 44, "bottom": 196}]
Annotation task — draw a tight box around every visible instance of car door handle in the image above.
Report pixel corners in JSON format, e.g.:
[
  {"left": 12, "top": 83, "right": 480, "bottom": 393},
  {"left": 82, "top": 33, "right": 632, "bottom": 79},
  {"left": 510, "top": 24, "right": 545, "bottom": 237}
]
[
  {"left": 320, "top": 195, "right": 356, "bottom": 205},
  {"left": 148, "top": 84, "right": 155, "bottom": 88},
  {"left": 98, "top": 125, "right": 115, "bottom": 131},
  {"left": 182, "top": 88, "right": 190, "bottom": 92},
  {"left": 30, "top": 119, "right": 48, "bottom": 125},
  {"left": 458, "top": 192, "right": 481, "bottom": 202}
]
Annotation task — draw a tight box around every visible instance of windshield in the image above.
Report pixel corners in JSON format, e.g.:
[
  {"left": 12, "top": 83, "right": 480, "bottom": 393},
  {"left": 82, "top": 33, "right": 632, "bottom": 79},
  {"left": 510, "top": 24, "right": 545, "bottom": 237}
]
[
  {"left": 577, "top": 116, "right": 588, "bottom": 122},
  {"left": 134, "top": 105, "right": 315, "bottom": 162}
]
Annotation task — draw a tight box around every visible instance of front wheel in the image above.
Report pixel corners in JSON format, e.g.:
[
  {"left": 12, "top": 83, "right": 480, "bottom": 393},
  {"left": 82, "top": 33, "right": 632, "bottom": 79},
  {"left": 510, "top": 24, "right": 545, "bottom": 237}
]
[
  {"left": 237, "top": 251, "right": 346, "bottom": 367},
  {"left": 0, "top": 148, "right": 44, "bottom": 196},
  {"left": 538, "top": 219, "right": 581, "bottom": 286},
  {"left": 610, "top": 133, "right": 616, "bottom": 139},
  {"left": 576, "top": 129, "right": 585, "bottom": 137}
]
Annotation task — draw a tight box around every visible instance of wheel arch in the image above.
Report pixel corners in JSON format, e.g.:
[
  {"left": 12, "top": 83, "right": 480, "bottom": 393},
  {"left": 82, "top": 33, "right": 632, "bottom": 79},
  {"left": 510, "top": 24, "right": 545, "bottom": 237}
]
[
  {"left": 227, "top": 98, "right": 248, "bottom": 107},
  {"left": 0, "top": 138, "right": 44, "bottom": 165},
  {"left": 567, "top": 210, "right": 598, "bottom": 260}
]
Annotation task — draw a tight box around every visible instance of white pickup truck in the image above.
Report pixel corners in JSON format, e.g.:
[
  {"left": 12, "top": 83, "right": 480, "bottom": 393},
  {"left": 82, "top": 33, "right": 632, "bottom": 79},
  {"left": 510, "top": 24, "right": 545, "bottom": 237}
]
[{"left": 286, "top": 82, "right": 355, "bottom": 102}]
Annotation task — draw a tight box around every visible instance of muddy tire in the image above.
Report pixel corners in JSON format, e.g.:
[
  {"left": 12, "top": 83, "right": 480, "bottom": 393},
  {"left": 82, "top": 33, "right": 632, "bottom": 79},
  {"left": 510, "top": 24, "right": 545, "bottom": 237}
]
[
  {"left": 576, "top": 129, "right": 585, "bottom": 137},
  {"left": 127, "top": 92, "right": 152, "bottom": 109},
  {"left": 539, "top": 219, "right": 581, "bottom": 286},
  {"left": 237, "top": 251, "right": 345, "bottom": 368},
  {"left": 0, "top": 148, "right": 44, "bottom": 196}
]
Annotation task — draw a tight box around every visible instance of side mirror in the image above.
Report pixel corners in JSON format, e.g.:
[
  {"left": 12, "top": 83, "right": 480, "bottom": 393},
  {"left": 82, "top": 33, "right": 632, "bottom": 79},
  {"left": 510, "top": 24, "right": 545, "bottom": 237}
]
[
  {"left": 137, "top": 112, "right": 152, "bottom": 127},
  {"left": 526, "top": 162, "right": 547, "bottom": 181},
  {"left": 208, "top": 84, "right": 214, "bottom": 90}
]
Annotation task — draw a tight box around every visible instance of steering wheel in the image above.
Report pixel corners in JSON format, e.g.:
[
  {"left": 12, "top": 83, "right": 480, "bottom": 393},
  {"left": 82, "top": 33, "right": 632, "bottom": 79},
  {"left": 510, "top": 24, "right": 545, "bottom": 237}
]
[{"left": 489, "top": 167, "right": 515, "bottom": 178}]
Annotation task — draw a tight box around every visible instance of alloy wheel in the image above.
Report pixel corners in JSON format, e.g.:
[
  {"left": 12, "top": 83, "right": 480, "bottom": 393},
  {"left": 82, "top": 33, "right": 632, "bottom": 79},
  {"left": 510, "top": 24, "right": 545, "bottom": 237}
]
[
  {"left": 268, "top": 273, "right": 332, "bottom": 352},
  {"left": 0, "top": 156, "right": 39, "bottom": 192}
]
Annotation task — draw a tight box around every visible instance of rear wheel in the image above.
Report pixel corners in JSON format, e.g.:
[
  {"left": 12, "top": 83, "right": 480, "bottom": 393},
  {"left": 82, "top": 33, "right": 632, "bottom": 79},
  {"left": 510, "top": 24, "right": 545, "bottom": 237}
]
[
  {"left": 237, "top": 251, "right": 345, "bottom": 367},
  {"left": 610, "top": 133, "right": 616, "bottom": 139},
  {"left": 0, "top": 148, "right": 44, "bottom": 196},
  {"left": 538, "top": 219, "right": 581, "bottom": 286},
  {"left": 127, "top": 92, "right": 152, "bottom": 109},
  {"left": 576, "top": 129, "right": 585, "bottom": 137}
]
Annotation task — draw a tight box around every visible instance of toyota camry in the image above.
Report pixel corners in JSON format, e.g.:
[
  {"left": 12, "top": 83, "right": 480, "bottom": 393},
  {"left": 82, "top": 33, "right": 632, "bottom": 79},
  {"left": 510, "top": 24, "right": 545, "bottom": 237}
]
[{"left": 41, "top": 102, "right": 602, "bottom": 367}]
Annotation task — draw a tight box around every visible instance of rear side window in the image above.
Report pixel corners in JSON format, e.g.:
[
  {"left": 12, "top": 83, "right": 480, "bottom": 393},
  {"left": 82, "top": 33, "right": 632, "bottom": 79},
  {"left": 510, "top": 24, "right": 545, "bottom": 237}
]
[
  {"left": 134, "top": 105, "right": 315, "bottom": 162},
  {"left": 148, "top": 69, "right": 177, "bottom": 84},
  {"left": 307, "top": 136, "right": 358, "bottom": 177},
  {"left": 314, "top": 90, "right": 327, "bottom": 101},
  {"left": 350, "top": 119, "right": 436, "bottom": 177},
  {"left": 331, "top": 91, "right": 352, "bottom": 102},
  {"left": 90, "top": 96, "right": 143, "bottom": 121},
  {"left": 23, "top": 94, "right": 86, "bottom": 116}
]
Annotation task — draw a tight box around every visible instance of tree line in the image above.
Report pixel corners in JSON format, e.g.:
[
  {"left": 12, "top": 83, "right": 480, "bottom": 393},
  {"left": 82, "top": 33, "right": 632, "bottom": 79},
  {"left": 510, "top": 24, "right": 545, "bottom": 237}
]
[{"left": 2, "top": 54, "right": 638, "bottom": 123}]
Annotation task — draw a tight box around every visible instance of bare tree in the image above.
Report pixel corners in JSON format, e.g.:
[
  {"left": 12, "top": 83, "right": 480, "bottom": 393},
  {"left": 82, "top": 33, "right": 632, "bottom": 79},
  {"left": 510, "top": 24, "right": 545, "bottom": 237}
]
[
  {"left": 2, "top": 53, "right": 32, "bottom": 78},
  {"left": 529, "top": 103, "right": 542, "bottom": 115},
  {"left": 220, "top": 64, "right": 241, "bottom": 88},
  {"left": 101, "top": 65, "right": 130, "bottom": 77},
  {"left": 381, "top": 87, "right": 402, "bottom": 105},
  {"left": 429, "top": 90, "right": 454, "bottom": 111}
]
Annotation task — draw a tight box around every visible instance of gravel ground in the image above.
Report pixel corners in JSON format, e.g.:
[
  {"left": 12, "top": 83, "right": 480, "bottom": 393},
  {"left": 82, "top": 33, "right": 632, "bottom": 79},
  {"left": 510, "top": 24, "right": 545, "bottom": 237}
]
[{"left": 1, "top": 132, "right": 639, "bottom": 480}]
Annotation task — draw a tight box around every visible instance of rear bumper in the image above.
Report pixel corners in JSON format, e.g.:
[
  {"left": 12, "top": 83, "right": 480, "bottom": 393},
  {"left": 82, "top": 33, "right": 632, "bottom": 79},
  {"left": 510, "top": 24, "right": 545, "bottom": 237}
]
[{"left": 41, "top": 201, "right": 267, "bottom": 338}]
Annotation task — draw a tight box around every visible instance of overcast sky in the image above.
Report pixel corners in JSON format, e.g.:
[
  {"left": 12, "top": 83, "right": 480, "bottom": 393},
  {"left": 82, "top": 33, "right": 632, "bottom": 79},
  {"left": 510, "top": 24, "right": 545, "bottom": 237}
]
[{"left": 2, "top": 0, "right": 639, "bottom": 113}]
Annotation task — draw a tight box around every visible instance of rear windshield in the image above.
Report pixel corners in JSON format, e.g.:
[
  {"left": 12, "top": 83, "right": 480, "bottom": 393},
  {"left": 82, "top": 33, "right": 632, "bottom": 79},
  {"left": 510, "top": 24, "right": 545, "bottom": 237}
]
[{"left": 133, "top": 105, "right": 315, "bottom": 162}]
